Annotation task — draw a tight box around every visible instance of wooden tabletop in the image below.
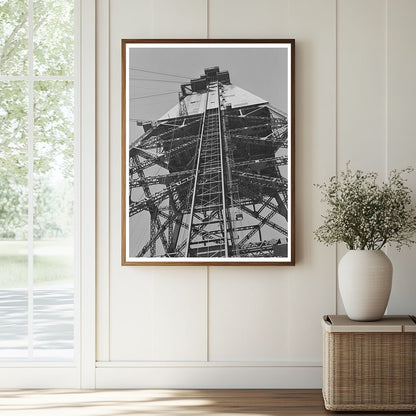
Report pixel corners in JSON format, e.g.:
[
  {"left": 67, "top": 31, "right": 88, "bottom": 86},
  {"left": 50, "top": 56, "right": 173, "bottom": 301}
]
[{"left": 323, "top": 315, "right": 416, "bottom": 333}]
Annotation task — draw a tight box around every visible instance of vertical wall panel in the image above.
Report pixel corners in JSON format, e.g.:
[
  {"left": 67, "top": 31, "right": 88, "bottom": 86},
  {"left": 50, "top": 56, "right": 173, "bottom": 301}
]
[
  {"left": 96, "top": 0, "right": 110, "bottom": 362},
  {"left": 286, "top": 0, "right": 337, "bottom": 361},
  {"left": 337, "top": 0, "right": 387, "bottom": 172},
  {"left": 208, "top": 0, "right": 337, "bottom": 364},
  {"left": 151, "top": 0, "right": 207, "bottom": 38},
  {"left": 208, "top": 0, "right": 293, "bottom": 364},
  {"left": 336, "top": 0, "right": 387, "bottom": 313},
  {"left": 106, "top": 0, "right": 208, "bottom": 361},
  {"left": 110, "top": 268, "right": 207, "bottom": 361},
  {"left": 209, "top": 0, "right": 289, "bottom": 37},
  {"left": 209, "top": 267, "right": 290, "bottom": 361},
  {"left": 151, "top": 270, "right": 207, "bottom": 361},
  {"left": 386, "top": 0, "right": 416, "bottom": 315},
  {"left": 110, "top": 271, "right": 154, "bottom": 360}
]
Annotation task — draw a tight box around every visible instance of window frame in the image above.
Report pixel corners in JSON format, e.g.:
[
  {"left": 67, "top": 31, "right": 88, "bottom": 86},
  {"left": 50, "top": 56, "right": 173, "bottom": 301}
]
[{"left": 0, "top": 0, "right": 96, "bottom": 388}]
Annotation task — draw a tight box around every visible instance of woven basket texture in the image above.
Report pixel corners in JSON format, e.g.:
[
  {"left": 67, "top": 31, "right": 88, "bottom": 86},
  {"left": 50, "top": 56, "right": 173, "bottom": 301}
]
[{"left": 323, "top": 330, "right": 416, "bottom": 411}]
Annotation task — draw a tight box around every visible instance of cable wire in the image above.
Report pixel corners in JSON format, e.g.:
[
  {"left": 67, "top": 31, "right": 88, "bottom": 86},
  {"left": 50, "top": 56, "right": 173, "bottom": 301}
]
[
  {"left": 130, "top": 91, "right": 178, "bottom": 100},
  {"left": 130, "top": 77, "right": 183, "bottom": 84},
  {"left": 129, "top": 67, "right": 191, "bottom": 79}
]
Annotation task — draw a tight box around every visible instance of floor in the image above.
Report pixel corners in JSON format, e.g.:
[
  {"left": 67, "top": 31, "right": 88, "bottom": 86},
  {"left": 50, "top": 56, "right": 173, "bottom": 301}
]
[{"left": 0, "top": 389, "right": 413, "bottom": 416}]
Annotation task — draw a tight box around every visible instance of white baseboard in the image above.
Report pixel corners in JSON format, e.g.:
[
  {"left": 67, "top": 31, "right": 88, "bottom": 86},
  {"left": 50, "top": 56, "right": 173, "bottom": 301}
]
[
  {"left": 0, "top": 364, "right": 323, "bottom": 389},
  {"left": 0, "top": 367, "right": 79, "bottom": 388},
  {"left": 96, "top": 365, "right": 323, "bottom": 389}
]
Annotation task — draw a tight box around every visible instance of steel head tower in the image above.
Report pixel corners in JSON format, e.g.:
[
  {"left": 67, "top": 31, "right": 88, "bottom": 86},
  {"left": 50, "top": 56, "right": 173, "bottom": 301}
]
[{"left": 129, "top": 66, "right": 288, "bottom": 258}]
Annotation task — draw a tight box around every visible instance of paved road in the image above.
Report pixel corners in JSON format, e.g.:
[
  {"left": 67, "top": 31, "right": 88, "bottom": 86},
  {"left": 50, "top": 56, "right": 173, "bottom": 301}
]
[{"left": 0, "top": 288, "right": 74, "bottom": 360}]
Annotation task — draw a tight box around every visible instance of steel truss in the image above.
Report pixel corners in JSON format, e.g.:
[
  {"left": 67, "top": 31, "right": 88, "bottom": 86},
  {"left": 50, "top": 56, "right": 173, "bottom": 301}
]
[{"left": 129, "top": 71, "right": 289, "bottom": 258}]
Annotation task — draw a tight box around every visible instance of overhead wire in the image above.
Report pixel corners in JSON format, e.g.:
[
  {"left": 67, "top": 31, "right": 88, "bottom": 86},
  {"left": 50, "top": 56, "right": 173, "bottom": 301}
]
[
  {"left": 130, "top": 91, "right": 178, "bottom": 100},
  {"left": 129, "top": 67, "right": 191, "bottom": 79},
  {"left": 130, "top": 77, "right": 183, "bottom": 84},
  {"left": 129, "top": 69, "right": 191, "bottom": 255}
]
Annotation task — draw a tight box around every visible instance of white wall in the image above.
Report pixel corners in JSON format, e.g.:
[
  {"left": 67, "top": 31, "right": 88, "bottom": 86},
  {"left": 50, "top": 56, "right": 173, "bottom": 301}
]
[{"left": 95, "top": 0, "right": 416, "bottom": 388}]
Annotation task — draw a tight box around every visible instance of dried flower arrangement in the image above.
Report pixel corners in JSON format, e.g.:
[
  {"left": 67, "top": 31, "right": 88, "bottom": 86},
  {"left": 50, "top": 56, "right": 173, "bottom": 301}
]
[{"left": 314, "top": 165, "right": 416, "bottom": 250}]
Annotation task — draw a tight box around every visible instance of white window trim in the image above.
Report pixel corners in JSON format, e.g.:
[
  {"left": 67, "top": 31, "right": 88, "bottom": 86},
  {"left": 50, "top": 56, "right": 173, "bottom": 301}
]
[{"left": 79, "top": 0, "right": 96, "bottom": 389}]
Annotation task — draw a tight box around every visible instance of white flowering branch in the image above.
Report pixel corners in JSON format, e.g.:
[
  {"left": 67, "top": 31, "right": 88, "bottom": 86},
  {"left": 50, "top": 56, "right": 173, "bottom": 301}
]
[{"left": 314, "top": 164, "right": 416, "bottom": 250}]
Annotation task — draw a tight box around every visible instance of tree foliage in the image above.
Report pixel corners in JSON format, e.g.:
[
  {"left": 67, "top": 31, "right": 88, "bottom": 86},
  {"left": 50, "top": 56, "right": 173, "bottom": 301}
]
[
  {"left": 0, "top": 0, "right": 28, "bottom": 75},
  {"left": 0, "top": 0, "right": 74, "bottom": 240},
  {"left": 33, "top": 0, "right": 74, "bottom": 76}
]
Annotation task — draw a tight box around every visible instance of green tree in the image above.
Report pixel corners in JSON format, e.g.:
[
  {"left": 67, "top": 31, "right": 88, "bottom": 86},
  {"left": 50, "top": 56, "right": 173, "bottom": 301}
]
[
  {"left": 0, "top": 81, "right": 28, "bottom": 238},
  {"left": 0, "top": 0, "right": 74, "bottom": 240},
  {"left": 0, "top": 0, "right": 28, "bottom": 75},
  {"left": 0, "top": 177, "right": 27, "bottom": 238}
]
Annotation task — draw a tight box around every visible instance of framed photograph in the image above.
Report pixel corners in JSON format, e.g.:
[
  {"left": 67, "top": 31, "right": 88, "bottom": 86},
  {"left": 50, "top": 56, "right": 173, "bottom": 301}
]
[{"left": 122, "top": 39, "right": 295, "bottom": 265}]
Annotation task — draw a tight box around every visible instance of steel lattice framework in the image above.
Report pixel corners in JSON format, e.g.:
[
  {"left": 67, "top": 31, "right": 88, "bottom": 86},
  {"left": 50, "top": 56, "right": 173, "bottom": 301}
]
[{"left": 129, "top": 67, "right": 288, "bottom": 258}]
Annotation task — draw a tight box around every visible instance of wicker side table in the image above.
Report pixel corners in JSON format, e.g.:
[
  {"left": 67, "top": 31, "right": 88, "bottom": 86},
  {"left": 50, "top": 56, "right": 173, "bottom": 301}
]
[{"left": 322, "top": 315, "right": 416, "bottom": 411}]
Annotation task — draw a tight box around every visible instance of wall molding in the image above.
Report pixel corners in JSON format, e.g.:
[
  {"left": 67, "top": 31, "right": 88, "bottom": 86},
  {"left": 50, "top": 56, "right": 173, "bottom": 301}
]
[
  {"left": 96, "top": 360, "right": 321, "bottom": 368},
  {"left": 0, "top": 368, "right": 80, "bottom": 389},
  {"left": 96, "top": 0, "right": 111, "bottom": 363},
  {"left": 80, "top": 0, "right": 96, "bottom": 389},
  {"left": 96, "top": 366, "right": 322, "bottom": 388}
]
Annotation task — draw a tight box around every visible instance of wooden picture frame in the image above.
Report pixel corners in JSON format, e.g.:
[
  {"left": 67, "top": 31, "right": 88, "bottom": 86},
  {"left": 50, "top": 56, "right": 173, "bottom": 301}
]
[{"left": 122, "top": 39, "right": 295, "bottom": 265}]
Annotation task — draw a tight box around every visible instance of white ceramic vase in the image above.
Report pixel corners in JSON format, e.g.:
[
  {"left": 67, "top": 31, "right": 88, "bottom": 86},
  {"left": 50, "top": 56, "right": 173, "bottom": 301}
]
[{"left": 338, "top": 250, "right": 392, "bottom": 321}]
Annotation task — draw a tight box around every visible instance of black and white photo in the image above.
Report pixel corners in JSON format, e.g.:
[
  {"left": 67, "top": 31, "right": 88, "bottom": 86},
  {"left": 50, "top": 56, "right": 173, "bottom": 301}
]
[{"left": 122, "top": 40, "right": 295, "bottom": 265}]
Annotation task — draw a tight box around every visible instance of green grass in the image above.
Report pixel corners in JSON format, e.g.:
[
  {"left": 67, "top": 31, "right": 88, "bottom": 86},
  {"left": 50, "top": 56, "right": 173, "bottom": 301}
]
[{"left": 0, "top": 240, "right": 73, "bottom": 289}]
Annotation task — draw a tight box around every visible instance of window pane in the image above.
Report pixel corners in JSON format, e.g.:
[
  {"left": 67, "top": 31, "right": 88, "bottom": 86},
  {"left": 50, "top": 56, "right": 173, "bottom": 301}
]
[
  {"left": 0, "top": 81, "right": 28, "bottom": 359},
  {"left": 0, "top": 81, "right": 28, "bottom": 263},
  {"left": 0, "top": 289, "right": 28, "bottom": 359},
  {"left": 33, "top": 81, "right": 74, "bottom": 259},
  {"left": 0, "top": 0, "right": 28, "bottom": 76},
  {"left": 33, "top": 288, "right": 74, "bottom": 360},
  {"left": 33, "top": 0, "right": 74, "bottom": 76},
  {"left": 33, "top": 80, "right": 74, "bottom": 359}
]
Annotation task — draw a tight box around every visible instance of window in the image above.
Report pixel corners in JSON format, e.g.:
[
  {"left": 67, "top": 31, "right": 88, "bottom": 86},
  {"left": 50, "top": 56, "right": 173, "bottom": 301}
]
[{"left": 0, "top": 0, "right": 77, "bottom": 361}]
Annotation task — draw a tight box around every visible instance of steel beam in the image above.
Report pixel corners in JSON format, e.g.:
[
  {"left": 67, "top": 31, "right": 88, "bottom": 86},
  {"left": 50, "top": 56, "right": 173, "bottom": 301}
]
[
  {"left": 129, "top": 175, "right": 194, "bottom": 216},
  {"left": 185, "top": 88, "right": 208, "bottom": 257},
  {"left": 217, "top": 82, "right": 229, "bottom": 257}
]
